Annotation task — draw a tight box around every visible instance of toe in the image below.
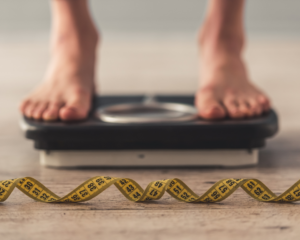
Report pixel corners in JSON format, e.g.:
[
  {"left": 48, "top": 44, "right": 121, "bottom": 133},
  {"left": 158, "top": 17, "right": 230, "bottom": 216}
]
[
  {"left": 247, "top": 97, "right": 263, "bottom": 116},
  {"left": 258, "top": 94, "right": 271, "bottom": 112},
  {"left": 199, "top": 104, "right": 226, "bottom": 120},
  {"left": 32, "top": 102, "right": 48, "bottom": 120},
  {"left": 59, "top": 106, "right": 89, "bottom": 121},
  {"left": 196, "top": 91, "right": 226, "bottom": 120},
  {"left": 238, "top": 100, "right": 253, "bottom": 118},
  {"left": 224, "top": 98, "right": 243, "bottom": 119},
  {"left": 42, "top": 102, "right": 62, "bottom": 121},
  {"left": 19, "top": 99, "right": 30, "bottom": 113},
  {"left": 24, "top": 102, "right": 38, "bottom": 119},
  {"left": 59, "top": 97, "right": 90, "bottom": 121}
]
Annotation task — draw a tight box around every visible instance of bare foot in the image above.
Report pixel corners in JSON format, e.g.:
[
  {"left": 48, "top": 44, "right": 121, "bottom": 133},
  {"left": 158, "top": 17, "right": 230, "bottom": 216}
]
[
  {"left": 20, "top": 3, "right": 98, "bottom": 121},
  {"left": 195, "top": 30, "right": 270, "bottom": 120}
]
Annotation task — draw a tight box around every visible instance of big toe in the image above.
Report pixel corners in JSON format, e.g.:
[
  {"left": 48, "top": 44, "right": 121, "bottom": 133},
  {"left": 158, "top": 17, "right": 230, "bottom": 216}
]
[
  {"left": 59, "top": 99, "right": 90, "bottom": 121},
  {"left": 59, "top": 107, "right": 87, "bottom": 121},
  {"left": 196, "top": 92, "right": 226, "bottom": 120}
]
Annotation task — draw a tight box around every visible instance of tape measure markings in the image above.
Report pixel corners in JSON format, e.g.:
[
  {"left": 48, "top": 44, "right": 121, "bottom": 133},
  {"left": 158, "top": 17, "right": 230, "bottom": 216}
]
[{"left": 1, "top": 177, "right": 300, "bottom": 203}]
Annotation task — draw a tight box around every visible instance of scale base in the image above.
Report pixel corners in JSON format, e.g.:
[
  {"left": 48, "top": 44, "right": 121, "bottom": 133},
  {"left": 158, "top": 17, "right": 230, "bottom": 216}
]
[{"left": 40, "top": 149, "right": 258, "bottom": 168}]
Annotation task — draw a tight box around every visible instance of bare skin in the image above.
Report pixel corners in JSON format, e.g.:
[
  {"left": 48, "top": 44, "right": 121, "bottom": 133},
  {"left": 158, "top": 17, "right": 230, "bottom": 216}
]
[
  {"left": 196, "top": 0, "right": 270, "bottom": 119},
  {"left": 19, "top": 0, "right": 98, "bottom": 121},
  {"left": 20, "top": 0, "right": 270, "bottom": 121}
]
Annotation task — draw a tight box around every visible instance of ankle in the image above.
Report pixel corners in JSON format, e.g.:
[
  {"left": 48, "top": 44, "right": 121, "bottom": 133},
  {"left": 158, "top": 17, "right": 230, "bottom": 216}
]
[
  {"left": 198, "top": 20, "right": 245, "bottom": 56},
  {"left": 52, "top": 25, "right": 99, "bottom": 51},
  {"left": 51, "top": 0, "right": 99, "bottom": 51}
]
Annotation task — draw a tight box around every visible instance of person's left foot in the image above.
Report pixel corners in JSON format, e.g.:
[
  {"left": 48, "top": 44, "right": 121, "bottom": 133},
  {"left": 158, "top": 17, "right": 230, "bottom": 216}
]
[
  {"left": 196, "top": 56, "right": 271, "bottom": 120},
  {"left": 195, "top": 29, "right": 270, "bottom": 120}
]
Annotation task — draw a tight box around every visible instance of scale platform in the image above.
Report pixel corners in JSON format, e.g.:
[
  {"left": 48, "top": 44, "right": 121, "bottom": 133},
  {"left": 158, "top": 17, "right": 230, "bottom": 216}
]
[{"left": 20, "top": 95, "right": 278, "bottom": 167}]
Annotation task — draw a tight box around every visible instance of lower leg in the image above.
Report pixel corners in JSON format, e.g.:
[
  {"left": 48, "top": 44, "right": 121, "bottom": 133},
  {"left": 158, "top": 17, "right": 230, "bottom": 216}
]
[
  {"left": 196, "top": 0, "right": 270, "bottom": 119},
  {"left": 20, "top": 0, "right": 98, "bottom": 121}
]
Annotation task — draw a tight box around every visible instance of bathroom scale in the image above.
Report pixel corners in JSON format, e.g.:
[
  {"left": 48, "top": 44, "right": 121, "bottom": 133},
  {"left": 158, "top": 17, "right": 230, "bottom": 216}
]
[{"left": 20, "top": 95, "right": 278, "bottom": 167}]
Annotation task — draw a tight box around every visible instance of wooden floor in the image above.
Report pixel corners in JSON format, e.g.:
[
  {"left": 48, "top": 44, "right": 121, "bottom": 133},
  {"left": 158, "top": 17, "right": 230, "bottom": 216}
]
[{"left": 0, "top": 36, "right": 300, "bottom": 239}]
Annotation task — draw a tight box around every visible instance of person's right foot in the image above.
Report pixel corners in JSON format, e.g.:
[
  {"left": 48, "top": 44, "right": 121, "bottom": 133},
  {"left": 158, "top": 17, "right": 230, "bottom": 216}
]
[{"left": 20, "top": 20, "right": 98, "bottom": 121}]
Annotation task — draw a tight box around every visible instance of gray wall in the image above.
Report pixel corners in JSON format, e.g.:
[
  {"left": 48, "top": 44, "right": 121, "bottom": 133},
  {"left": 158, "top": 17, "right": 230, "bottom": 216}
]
[{"left": 0, "top": 0, "right": 299, "bottom": 37}]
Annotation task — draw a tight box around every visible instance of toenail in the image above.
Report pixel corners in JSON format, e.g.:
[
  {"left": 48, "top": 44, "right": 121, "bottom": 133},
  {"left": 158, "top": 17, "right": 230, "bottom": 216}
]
[
  {"left": 43, "top": 116, "right": 57, "bottom": 121},
  {"left": 207, "top": 108, "right": 220, "bottom": 115}
]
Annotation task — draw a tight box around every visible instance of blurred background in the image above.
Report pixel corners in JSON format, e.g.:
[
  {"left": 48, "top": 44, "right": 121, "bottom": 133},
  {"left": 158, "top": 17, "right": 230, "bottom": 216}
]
[
  {"left": 1, "top": 0, "right": 299, "bottom": 94},
  {"left": 0, "top": 0, "right": 300, "bottom": 157},
  {"left": 1, "top": 0, "right": 300, "bottom": 94},
  {"left": 1, "top": 0, "right": 300, "bottom": 36}
]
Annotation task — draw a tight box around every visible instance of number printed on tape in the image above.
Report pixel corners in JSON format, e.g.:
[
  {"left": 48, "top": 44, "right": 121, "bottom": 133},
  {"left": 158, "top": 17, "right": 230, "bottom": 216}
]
[{"left": 0, "top": 177, "right": 299, "bottom": 204}]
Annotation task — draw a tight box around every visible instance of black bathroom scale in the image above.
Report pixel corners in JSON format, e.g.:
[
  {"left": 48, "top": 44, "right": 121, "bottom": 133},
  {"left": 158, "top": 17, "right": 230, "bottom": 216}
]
[{"left": 20, "top": 95, "right": 278, "bottom": 167}]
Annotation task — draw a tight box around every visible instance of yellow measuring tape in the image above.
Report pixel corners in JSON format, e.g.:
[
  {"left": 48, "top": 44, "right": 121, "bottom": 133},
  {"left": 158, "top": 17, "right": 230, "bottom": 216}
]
[{"left": 1, "top": 177, "right": 300, "bottom": 203}]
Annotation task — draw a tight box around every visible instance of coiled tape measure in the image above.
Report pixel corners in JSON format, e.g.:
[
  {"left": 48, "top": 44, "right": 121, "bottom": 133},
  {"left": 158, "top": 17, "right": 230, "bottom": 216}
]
[{"left": 0, "top": 177, "right": 300, "bottom": 203}]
